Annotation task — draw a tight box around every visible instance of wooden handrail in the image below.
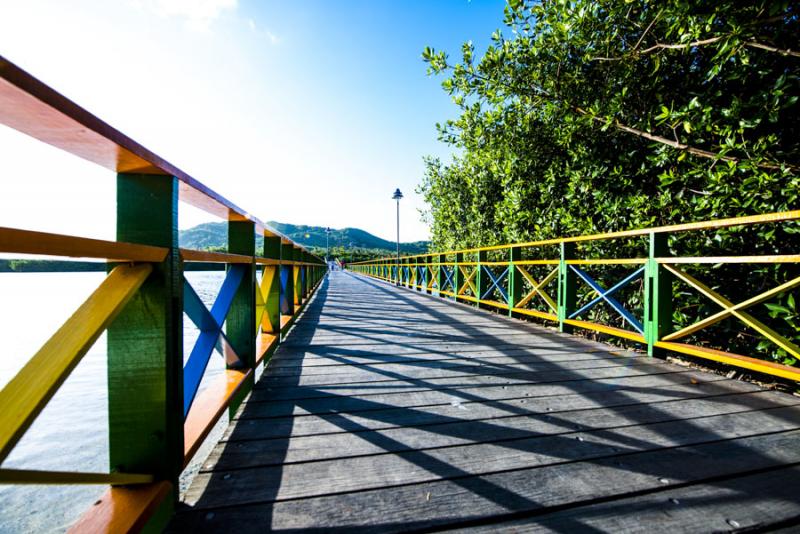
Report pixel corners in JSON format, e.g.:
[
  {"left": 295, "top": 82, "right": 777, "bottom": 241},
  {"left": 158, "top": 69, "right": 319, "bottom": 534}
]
[
  {"left": 352, "top": 210, "right": 800, "bottom": 263},
  {"left": 0, "top": 56, "right": 328, "bottom": 534},
  {"left": 0, "top": 55, "right": 316, "bottom": 254},
  {"left": 0, "top": 227, "right": 168, "bottom": 262}
]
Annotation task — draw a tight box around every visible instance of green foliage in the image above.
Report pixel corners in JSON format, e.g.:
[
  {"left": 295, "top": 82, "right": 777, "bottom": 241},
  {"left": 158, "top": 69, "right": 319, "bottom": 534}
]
[
  {"left": 420, "top": 0, "right": 800, "bottom": 366},
  {"left": 179, "top": 221, "right": 429, "bottom": 255},
  {"left": 310, "top": 246, "right": 391, "bottom": 263},
  {"left": 0, "top": 259, "right": 105, "bottom": 272}
]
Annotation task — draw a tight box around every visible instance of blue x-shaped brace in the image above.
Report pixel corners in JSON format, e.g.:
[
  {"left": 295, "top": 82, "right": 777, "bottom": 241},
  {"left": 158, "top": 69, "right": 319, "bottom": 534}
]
[
  {"left": 568, "top": 266, "right": 645, "bottom": 334},
  {"left": 442, "top": 266, "right": 455, "bottom": 292},
  {"left": 481, "top": 266, "right": 509, "bottom": 301},
  {"left": 182, "top": 264, "right": 246, "bottom": 418}
]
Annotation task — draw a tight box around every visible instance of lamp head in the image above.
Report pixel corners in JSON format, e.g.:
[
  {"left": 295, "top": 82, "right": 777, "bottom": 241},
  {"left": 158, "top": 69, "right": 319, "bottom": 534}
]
[{"left": 392, "top": 188, "right": 403, "bottom": 200}]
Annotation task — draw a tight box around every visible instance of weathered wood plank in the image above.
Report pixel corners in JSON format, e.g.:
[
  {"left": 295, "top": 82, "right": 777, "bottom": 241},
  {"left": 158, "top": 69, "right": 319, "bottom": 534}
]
[
  {"left": 172, "top": 430, "right": 800, "bottom": 532},
  {"left": 173, "top": 271, "right": 800, "bottom": 533},
  {"left": 258, "top": 354, "right": 647, "bottom": 382},
  {"left": 468, "top": 465, "right": 800, "bottom": 533},
  {"left": 236, "top": 371, "right": 737, "bottom": 419},
  {"left": 225, "top": 385, "right": 776, "bottom": 442},
  {"left": 264, "top": 347, "right": 633, "bottom": 370},
  {"left": 247, "top": 362, "right": 687, "bottom": 402},
  {"left": 185, "top": 406, "right": 800, "bottom": 507},
  {"left": 208, "top": 391, "right": 800, "bottom": 470}
]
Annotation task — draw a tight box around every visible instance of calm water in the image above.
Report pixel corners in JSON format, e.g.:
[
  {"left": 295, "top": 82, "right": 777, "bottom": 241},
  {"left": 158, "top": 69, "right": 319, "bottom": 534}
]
[{"left": 0, "top": 271, "right": 229, "bottom": 533}]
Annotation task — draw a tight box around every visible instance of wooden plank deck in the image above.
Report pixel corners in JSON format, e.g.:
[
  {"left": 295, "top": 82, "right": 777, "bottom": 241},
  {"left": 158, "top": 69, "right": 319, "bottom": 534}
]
[{"left": 169, "top": 271, "right": 800, "bottom": 533}]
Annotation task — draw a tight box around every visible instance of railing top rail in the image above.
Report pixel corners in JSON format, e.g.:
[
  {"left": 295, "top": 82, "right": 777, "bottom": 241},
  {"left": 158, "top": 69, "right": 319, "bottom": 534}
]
[
  {"left": 352, "top": 210, "right": 800, "bottom": 264},
  {"left": 0, "top": 55, "right": 314, "bottom": 256}
]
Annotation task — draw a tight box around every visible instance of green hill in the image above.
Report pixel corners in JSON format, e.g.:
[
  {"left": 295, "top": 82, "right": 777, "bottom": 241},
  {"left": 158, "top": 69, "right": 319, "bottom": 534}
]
[{"left": 179, "top": 221, "right": 429, "bottom": 256}]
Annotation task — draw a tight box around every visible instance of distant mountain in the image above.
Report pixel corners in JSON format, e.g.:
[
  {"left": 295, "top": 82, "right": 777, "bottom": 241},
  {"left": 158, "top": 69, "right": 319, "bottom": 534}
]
[{"left": 179, "top": 221, "right": 429, "bottom": 255}]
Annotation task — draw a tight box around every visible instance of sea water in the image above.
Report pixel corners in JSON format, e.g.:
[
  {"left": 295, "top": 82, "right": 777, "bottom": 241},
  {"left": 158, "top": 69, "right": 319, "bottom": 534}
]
[{"left": 0, "top": 271, "right": 226, "bottom": 533}]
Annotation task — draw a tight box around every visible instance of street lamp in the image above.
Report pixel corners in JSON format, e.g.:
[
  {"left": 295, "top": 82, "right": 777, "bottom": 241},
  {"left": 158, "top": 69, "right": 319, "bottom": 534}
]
[
  {"left": 325, "top": 227, "right": 331, "bottom": 269},
  {"left": 392, "top": 188, "right": 403, "bottom": 285}
]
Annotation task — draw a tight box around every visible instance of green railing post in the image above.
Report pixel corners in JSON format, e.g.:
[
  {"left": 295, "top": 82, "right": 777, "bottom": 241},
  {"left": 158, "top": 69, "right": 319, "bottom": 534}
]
[
  {"left": 109, "top": 173, "right": 183, "bottom": 530},
  {"left": 227, "top": 220, "right": 256, "bottom": 416},
  {"left": 509, "top": 246, "right": 521, "bottom": 317},
  {"left": 301, "top": 251, "right": 309, "bottom": 300},
  {"left": 280, "top": 243, "right": 295, "bottom": 320},
  {"left": 437, "top": 254, "right": 446, "bottom": 298},
  {"left": 558, "top": 242, "right": 577, "bottom": 333},
  {"left": 645, "top": 232, "right": 673, "bottom": 357},
  {"left": 426, "top": 255, "right": 433, "bottom": 294},
  {"left": 261, "top": 236, "right": 281, "bottom": 345},
  {"left": 293, "top": 247, "right": 303, "bottom": 307},
  {"left": 476, "top": 250, "right": 487, "bottom": 308},
  {"left": 454, "top": 252, "right": 463, "bottom": 303}
]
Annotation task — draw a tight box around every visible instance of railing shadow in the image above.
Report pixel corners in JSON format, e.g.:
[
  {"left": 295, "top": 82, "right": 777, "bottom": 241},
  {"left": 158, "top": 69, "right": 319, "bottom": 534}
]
[{"left": 171, "top": 271, "right": 800, "bottom": 532}]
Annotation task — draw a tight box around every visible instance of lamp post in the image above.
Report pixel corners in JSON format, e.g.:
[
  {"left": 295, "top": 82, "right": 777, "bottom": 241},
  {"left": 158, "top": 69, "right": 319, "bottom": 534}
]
[
  {"left": 392, "top": 188, "right": 403, "bottom": 285},
  {"left": 325, "top": 227, "right": 331, "bottom": 269}
]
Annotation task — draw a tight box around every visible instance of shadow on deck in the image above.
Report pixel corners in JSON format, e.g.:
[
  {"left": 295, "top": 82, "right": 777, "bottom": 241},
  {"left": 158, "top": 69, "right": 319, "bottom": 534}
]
[{"left": 169, "top": 271, "right": 800, "bottom": 533}]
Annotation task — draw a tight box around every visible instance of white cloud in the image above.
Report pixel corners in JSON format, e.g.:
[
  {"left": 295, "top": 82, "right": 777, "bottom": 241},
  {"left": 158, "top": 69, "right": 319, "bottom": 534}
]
[{"left": 132, "top": 0, "right": 237, "bottom": 31}]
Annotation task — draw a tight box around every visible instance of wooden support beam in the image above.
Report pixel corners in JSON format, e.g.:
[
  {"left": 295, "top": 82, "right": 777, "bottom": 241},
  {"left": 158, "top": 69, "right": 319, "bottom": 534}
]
[
  {"left": 226, "top": 220, "right": 256, "bottom": 417},
  {"left": 476, "top": 250, "right": 487, "bottom": 309},
  {"left": 558, "top": 242, "right": 577, "bottom": 333},
  {"left": 645, "top": 232, "right": 672, "bottom": 357},
  {"left": 508, "top": 247, "right": 522, "bottom": 317},
  {"left": 280, "top": 243, "right": 295, "bottom": 320},
  {"left": 108, "top": 173, "right": 183, "bottom": 532}
]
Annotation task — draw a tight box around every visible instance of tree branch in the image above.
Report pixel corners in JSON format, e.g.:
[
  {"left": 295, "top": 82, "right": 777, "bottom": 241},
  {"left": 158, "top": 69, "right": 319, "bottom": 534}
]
[
  {"left": 572, "top": 105, "right": 794, "bottom": 171},
  {"left": 433, "top": 60, "right": 798, "bottom": 172},
  {"left": 745, "top": 40, "right": 800, "bottom": 58},
  {"left": 593, "top": 37, "right": 800, "bottom": 62}
]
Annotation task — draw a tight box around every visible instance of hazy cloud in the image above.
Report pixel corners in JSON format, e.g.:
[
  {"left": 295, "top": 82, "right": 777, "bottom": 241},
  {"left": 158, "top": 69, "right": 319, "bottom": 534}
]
[{"left": 131, "top": 0, "right": 237, "bottom": 31}]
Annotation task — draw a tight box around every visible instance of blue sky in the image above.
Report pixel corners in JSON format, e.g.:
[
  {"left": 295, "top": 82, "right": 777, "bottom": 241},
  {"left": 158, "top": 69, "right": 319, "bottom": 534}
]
[{"left": 0, "top": 0, "right": 507, "bottom": 243}]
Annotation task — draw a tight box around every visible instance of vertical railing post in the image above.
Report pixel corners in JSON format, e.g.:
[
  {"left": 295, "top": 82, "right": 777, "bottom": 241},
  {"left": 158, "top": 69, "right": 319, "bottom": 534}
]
[
  {"left": 261, "top": 235, "right": 282, "bottom": 351},
  {"left": 293, "top": 247, "right": 303, "bottom": 307},
  {"left": 227, "top": 220, "right": 256, "bottom": 416},
  {"left": 280, "top": 243, "right": 294, "bottom": 323},
  {"left": 108, "top": 173, "right": 183, "bottom": 529},
  {"left": 508, "top": 246, "right": 521, "bottom": 317},
  {"left": 645, "top": 232, "right": 673, "bottom": 356},
  {"left": 426, "top": 255, "right": 433, "bottom": 294},
  {"left": 476, "top": 250, "right": 487, "bottom": 308},
  {"left": 437, "top": 253, "right": 446, "bottom": 298},
  {"left": 305, "top": 253, "right": 311, "bottom": 297},
  {"left": 558, "top": 241, "right": 577, "bottom": 333},
  {"left": 454, "top": 252, "right": 463, "bottom": 303}
]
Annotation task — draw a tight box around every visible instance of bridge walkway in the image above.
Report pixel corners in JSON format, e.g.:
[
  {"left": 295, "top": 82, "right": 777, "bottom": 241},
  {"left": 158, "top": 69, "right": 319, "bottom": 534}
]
[{"left": 170, "top": 271, "right": 800, "bottom": 532}]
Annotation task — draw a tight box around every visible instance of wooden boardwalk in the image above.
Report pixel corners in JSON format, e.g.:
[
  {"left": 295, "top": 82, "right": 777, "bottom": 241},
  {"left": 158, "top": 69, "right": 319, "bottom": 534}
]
[{"left": 170, "top": 271, "right": 800, "bottom": 533}]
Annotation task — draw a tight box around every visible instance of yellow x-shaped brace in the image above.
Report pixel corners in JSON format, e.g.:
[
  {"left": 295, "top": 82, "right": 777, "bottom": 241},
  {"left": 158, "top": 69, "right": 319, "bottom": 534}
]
[
  {"left": 255, "top": 266, "right": 277, "bottom": 332},
  {"left": 662, "top": 264, "right": 800, "bottom": 359},
  {"left": 458, "top": 265, "right": 477, "bottom": 296},
  {"left": 515, "top": 266, "right": 558, "bottom": 312},
  {"left": 0, "top": 264, "right": 151, "bottom": 463}
]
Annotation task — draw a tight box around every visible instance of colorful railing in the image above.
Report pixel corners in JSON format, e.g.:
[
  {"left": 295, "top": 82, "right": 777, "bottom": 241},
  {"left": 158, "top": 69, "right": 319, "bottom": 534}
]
[
  {"left": 350, "top": 212, "right": 800, "bottom": 383},
  {"left": 0, "top": 56, "right": 326, "bottom": 532}
]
